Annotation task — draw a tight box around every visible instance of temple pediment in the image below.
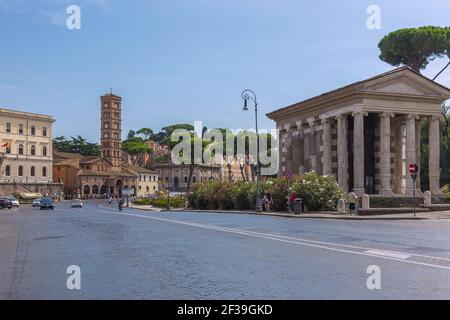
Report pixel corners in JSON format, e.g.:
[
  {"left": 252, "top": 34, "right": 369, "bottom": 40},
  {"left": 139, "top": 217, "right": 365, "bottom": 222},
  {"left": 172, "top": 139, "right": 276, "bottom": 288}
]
[{"left": 363, "top": 70, "right": 449, "bottom": 97}]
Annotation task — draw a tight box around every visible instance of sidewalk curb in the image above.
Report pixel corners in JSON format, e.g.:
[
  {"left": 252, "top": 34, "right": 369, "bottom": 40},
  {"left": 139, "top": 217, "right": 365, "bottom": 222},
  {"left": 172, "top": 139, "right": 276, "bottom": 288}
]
[{"left": 136, "top": 207, "right": 431, "bottom": 221}]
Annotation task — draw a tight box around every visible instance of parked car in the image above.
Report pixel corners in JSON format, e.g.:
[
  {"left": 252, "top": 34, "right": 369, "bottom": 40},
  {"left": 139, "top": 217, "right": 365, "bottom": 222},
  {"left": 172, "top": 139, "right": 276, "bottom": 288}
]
[
  {"left": 7, "top": 197, "right": 20, "bottom": 208},
  {"left": 0, "top": 198, "right": 13, "bottom": 210},
  {"left": 32, "top": 199, "right": 42, "bottom": 207},
  {"left": 40, "top": 198, "right": 55, "bottom": 210},
  {"left": 71, "top": 199, "right": 83, "bottom": 208}
]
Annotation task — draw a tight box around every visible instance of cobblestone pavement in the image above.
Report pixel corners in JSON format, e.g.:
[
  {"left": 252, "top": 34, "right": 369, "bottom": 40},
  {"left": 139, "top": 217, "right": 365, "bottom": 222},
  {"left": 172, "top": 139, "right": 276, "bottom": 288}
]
[{"left": 1, "top": 200, "right": 450, "bottom": 300}]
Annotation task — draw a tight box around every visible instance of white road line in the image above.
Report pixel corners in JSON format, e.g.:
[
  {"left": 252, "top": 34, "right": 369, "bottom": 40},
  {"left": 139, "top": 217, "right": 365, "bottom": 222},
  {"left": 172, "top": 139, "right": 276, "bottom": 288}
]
[
  {"left": 114, "top": 207, "right": 450, "bottom": 263},
  {"left": 115, "top": 211, "right": 450, "bottom": 271},
  {"left": 365, "top": 250, "right": 411, "bottom": 260}
]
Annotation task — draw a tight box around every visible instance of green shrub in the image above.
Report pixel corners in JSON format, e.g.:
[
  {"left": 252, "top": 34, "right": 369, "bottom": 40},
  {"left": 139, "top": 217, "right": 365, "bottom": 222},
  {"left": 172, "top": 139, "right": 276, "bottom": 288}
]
[
  {"left": 292, "top": 172, "right": 344, "bottom": 211},
  {"left": 232, "top": 182, "right": 256, "bottom": 210},
  {"left": 188, "top": 174, "right": 344, "bottom": 212},
  {"left": 215, "top": 182, "right": 235, "bottom": 210},
  {"left": 133, "top": 196, "right": 186, "bottom": 208},
  {"left": 133, "top": 198, "right": 152, "bottom": 206}
]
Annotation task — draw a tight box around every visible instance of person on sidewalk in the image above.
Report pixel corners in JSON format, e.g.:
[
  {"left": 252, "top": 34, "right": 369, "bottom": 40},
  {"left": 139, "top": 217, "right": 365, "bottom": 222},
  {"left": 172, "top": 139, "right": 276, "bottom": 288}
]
[
  {"left": 348, "top": 192, "right": 358, "bottom": 215},
  {"left": 264, "top": 193, "right": 273, "bottom": 212},
  {"left": 287, "top": 190, "right": 297, "bottom": 213}
]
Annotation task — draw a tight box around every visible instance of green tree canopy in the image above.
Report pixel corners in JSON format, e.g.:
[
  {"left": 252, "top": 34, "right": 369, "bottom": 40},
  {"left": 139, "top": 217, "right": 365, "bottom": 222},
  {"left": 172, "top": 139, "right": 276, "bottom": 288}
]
[
  {"left": 53, "top": 136, "right": 100, "bottom": 156},
  {"left": 136, "top": 128, "right": 154, "bottom": 141},
  {"left": 122, "top": 137, "right": 153, "bottom": 165},
  {"left": 378, "top": 26, "right": 449, "bottom": 74}
]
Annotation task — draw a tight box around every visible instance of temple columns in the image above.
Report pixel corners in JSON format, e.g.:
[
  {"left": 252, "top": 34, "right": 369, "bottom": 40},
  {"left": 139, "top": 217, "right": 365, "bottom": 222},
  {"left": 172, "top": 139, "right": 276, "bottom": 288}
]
[
  {"left": 352, "top": 111, "right": 367, "bottom": 195},
  {"left": 429, "top": 115, "right": 441, "bottom": 195},
  {"left": 406, "top": 114, "right": 420, "bottom": 195},
  {"left": 321, "top": 118, "right": 332, "bottom": 176},
  {"left": 337, "top": 114, "right": 348, "bottom": 192},
  {"left": 379, "top": 112, "right": 394, "bottom": 195}
]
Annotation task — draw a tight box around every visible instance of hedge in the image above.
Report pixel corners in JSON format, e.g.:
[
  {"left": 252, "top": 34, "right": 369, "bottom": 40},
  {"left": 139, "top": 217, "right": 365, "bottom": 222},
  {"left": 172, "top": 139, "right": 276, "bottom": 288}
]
[{"left": 189, "top": 172, "right": 344, "bottom": 212}]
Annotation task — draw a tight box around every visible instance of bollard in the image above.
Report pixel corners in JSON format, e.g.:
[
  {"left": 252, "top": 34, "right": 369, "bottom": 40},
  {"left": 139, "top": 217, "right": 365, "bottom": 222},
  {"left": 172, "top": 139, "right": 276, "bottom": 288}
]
[
  {"left": 424, "top": 191, "right": 432, "bottom": 207},
  {"left": 337, "top": 198, "right": 346, "bottom": 214},
  {"left": 362, "top": 194, "right": 370, "bottom": 210}
]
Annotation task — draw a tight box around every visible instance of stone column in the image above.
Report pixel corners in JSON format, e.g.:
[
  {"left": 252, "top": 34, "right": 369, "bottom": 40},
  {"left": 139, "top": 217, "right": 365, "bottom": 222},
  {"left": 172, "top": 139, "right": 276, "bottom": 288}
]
[
  {"left": 379, "top": 112, "right": 394, "bottom": 195},
  {"left": 298, "top": 122, "right": 305, "bottom": 175},
  {"left": 321, "top": 117, "right": 332, "bottom": 176},
  {"left": 308, "top": 118, "right": 317, "bottom": 172},
  {"left": 393, "top": 117, "right": 404, "bottom": 194},
  {"left": 429, "top": 115, "right": 441, "bottom": 195},
  {"left": 415, "top": 118, "right": 422, "bottom": 190},
  {"left": 278, "top": 128, "right": 286, "bottom": 176},
  {"left": 406, "top": 114, "right": 419, "bottom": 195},
  {"left": 303, "top": 122, "right": 310, "bottom": 172},
  {"left": 352, "top": 110, "right": 366, "bottom": 195},
  {"left": 337, "top": 114, "right": 348, "bottom": 192}
]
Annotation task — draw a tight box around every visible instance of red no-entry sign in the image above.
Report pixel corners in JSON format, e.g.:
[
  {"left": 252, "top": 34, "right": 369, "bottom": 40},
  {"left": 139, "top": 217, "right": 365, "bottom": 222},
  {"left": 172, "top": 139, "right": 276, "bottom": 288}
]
[{"left": 409, "top": 163, "right": 419, "bottom": 175}]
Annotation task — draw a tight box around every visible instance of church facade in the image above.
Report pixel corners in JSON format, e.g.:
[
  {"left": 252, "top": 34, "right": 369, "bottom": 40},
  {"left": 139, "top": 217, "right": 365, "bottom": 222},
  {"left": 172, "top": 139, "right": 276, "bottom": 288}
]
[
  {"left": 53, "top": 93, "right": 158, "bottom": 198},
  {"left": 267, "top": 67, "right": 450, "bottom": 197}
]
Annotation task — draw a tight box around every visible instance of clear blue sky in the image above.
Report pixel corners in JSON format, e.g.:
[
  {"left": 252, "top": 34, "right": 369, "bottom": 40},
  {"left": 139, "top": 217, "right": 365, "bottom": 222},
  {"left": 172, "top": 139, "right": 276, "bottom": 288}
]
[{"left": 1, "top": 0, "right": 449, "bottom": 142}]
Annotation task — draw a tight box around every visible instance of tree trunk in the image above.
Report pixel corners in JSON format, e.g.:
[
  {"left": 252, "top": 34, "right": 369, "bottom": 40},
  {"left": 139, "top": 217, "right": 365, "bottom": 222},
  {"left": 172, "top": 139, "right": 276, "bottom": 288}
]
[
  {"left": 186, "top": 165, "right": 194, "bottom": 197},
  {"left": 239, "top": 163, "right": 246, "bottom": 182}
]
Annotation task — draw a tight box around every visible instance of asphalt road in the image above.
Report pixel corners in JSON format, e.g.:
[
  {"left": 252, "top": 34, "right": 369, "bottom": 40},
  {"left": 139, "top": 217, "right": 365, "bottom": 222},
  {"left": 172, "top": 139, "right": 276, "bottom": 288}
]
[{"left": 1, "top": 200, "right": 450, "bottom": 300}]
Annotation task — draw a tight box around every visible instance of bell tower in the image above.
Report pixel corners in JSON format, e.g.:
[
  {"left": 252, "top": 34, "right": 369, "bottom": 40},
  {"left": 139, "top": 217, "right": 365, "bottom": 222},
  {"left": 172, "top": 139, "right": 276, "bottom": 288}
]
[{"left": 100, "top": 92, "right": 122, "bottom": 169}]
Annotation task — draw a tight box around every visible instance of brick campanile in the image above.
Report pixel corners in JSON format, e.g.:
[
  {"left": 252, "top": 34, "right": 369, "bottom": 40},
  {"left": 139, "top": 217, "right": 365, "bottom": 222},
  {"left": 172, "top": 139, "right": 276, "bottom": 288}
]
[{"left": 100, "top": 93, "right": 122, "bottom": 169}]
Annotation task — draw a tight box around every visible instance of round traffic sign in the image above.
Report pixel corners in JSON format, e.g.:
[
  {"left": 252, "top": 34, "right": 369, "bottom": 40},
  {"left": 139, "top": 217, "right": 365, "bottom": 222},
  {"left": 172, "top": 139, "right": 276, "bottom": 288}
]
[{"left": 409, "top": 163, "right": 418, "bottom": 175}]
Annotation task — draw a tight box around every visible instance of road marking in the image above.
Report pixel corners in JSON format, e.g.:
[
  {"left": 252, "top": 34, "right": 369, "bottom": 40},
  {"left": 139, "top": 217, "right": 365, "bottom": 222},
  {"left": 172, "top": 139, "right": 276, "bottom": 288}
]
[
  {"left": 115, "top": 207, "right": 450, "bottom": 263},
  {"left": 92, "top": 205, "right": 450, "bottom": 263},
  {"left": 115, "top": 211, "right": 450, "bottom": 271},
  {"left": 365, "top": 250, "right": 410, "bottom": 260}
]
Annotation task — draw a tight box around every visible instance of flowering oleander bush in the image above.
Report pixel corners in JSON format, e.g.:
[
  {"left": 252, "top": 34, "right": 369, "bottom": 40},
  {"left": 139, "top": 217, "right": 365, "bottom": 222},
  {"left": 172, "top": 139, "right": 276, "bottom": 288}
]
[
  {"left": 291, "top": 172, "right": 344, "bottom": 211},
  {"left": 188, "top": 173, "right": 343, "bottom": 212}
]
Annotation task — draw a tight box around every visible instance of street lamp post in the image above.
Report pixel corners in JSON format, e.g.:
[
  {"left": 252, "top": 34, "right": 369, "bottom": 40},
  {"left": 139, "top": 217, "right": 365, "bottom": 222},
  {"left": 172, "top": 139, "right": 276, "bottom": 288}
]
[{"left": 241, "top": 89, "right": 263, "bottom": 212}]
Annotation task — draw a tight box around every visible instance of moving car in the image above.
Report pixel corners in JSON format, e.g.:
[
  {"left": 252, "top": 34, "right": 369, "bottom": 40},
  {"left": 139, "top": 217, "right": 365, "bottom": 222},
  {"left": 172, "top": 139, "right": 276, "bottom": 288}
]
[
  {"left": 0, "top": 198, "right": 13, "bottom": 210},
  {"left": 7, "top": 197, "right": 20, "bottom": 208},
  {"left": 40, "top": 197, "right": 55, "bottom": 210},
  {"left": 71, "top": 199, "right": 83, "bottom": 208},
  {"left": 32, "top": 199, "right": 42, "bottom": 207}
]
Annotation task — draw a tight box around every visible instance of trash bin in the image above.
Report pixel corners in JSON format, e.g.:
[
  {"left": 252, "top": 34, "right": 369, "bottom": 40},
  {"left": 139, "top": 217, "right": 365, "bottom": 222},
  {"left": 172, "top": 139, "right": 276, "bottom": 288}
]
[{"left": 294, "top": 198, "right": 303, "bottom": 215}]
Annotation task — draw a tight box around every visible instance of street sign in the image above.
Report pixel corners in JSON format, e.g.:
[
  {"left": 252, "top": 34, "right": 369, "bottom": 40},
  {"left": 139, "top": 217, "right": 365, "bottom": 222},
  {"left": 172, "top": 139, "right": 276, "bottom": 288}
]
[
  {"left": 409, "top": 163, "right": 418, "bottom": 176},
  {"left": 409, "top": 162, "right": 419, "bottom": 217}
]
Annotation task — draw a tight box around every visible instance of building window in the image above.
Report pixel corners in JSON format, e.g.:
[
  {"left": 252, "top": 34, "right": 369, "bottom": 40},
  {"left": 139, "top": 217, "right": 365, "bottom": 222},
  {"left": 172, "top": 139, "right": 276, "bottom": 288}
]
[
  {"left": 18, "top": 124, "right": 24, "bottom": 134},
  {"left": 18, "top": 166, "right": 23, "bottom": 177},
  {"left": 5, "top": 146, "right": 11, "bottom": 154},
  {"left": 31, "top": 145, "right": 36, "bottom": 156},
  {"left": 18, "top": 144, "right": 24, "bottom": 155},
  {"left": 42, "top": 167, "right": 47, "bottom": 177},
  {"left": 31, "top": 166, "right": 35, "bottom": 177},
  {"left": 43, "top": 146, "right": 47, "bottom": 157},
  {"left": 5, "top": 122, "right": 11, "bottom": 133},
  {"left": 31, "top": 126, "right": 36, "bottom": 135},
  {"left": 43, "top": 127, "right": 47, "bottom": 137},
  {"left": 144, "top": 175, "right": 147, "bottom": 181},
  {"left": 193, "top": 177, "right": 196, "bottom": 183},
  {"left": 5, "top": 165, "right": 10, "bottom": 176}
]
